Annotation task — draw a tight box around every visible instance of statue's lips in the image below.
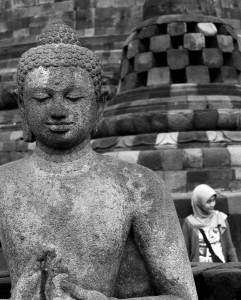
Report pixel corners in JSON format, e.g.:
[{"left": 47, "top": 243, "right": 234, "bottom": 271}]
[{"left": 46, "top": 122, "right": 73, "bottom": 132}]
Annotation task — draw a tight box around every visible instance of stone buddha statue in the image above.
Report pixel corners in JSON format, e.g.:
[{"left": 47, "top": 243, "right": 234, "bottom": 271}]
[{"left": 0, "top": 22, "right": 198, "bottom": 300}]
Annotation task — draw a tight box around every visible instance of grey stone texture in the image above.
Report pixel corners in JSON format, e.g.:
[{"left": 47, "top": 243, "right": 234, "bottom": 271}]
[{"left": 0, "top": 23, "right": 197, "bottom": 300}]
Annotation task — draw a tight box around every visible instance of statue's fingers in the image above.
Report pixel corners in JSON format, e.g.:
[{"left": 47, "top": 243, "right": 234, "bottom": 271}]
[{"left": 60, "top": 279, "right": 88, "bottom": 300}]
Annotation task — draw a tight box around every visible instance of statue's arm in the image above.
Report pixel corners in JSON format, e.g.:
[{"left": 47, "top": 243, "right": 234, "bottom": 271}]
[{"left": 132, "top": 173, "right": 198, "bottom": 300}]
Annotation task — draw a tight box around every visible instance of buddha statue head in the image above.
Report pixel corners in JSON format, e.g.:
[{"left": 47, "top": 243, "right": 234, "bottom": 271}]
[{"left": 16, "top": 22, "right": 105, "bottom": 150}]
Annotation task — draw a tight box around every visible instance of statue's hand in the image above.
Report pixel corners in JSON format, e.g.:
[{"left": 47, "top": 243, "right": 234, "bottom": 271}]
[
  {"left": 10, "top": 245, "right": 56, "bottom": 300},
  {"left": 60, "top": 279, "right": 111, "bottom": 300}
]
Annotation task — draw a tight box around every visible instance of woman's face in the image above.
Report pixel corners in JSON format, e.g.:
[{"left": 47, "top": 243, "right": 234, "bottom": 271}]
[{"left": 202, "top": 195, "right": 216, "bottom": 214}]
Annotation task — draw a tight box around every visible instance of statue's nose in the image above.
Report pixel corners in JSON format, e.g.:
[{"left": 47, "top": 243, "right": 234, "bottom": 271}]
[{"left": 50, "top": 99, "right": 68, "bottom": 119}]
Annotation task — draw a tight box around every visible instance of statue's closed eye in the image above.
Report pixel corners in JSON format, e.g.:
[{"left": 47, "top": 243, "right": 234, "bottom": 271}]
[
  {"left": 33, "top": 93, "right": 51, "bottom": 102},
  {"left": 65, "top": 93, "right": 84, "bottom": 102}
]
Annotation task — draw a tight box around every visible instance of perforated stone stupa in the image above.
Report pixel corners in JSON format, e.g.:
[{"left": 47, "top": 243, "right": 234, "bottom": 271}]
[{"left": 93, "top": 0, "right": 241, "bottom": 193}]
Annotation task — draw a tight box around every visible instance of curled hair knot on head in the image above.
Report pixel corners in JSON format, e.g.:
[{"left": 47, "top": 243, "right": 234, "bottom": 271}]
[{"left": 17, "top": 21, "right": 104, "bottom": 104}]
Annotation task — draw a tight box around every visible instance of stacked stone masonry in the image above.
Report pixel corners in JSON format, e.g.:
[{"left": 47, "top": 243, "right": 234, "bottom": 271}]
[{"left": 119, "top": 19, "right": 241, "bottom": 93}]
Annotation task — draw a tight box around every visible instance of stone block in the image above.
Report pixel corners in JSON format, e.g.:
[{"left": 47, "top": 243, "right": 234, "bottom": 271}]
[
  {"left": 186, "top": 66, "right": 210, "bottom": 83},
  {"left": 206, "top": 95, "right": 232, "bottom": 109},
  {"left": 134, "top": 52, "right": 155, "bottom": 73},
  {"left": 228, "top": 146, "right": 241, "bottom": 166},
  {"left": 202, "top": 148, "right": 230, "bottom": 168},
  {"left": 187, "top": 95, "right": 208, "bottom": 110},
  {"left": 183, "top": 149, "right": 203, "bottom": 169},
  {"left": 167, "top": 22, "right": 187, "bottom": 36},
  {"left": 184, "top": 33, "right": 205, "bottom": 50},
  {"left": 138, "top": 25, "right": 159, "bottom": 39},
  {"left": 116, "top": 151, "right": 140, "bottom": 164},
  {"left": 127, "top": 39, "right": 146, "bottom": 59},
  {"left": 0, "top": 152, "right": 11, "bottom": 165},
  {"left": 167, "top": 110, "right": 193, "bottom": 131},
  {"left": 219, "top": 24, "right": 236, "bottom": 38},
  {"left": 137, "top": 151, "right": 162, "bottom": 170},
  {"left": 132, "top": 115, "right": 151, "bottom": 134},
  {"left": 218, "top": 109, "right": 237, "bottom": 130},
  {"left": 203, "top": 268, "right": 241, "bottom": 300},
  {"left": 202, "top": 49, "right": 223, "bottom": 67},
  {"left": 124, "top": 73, "right": 138, "bottom": 90},
  {"left": 150, "top": 34, "right": 171, "bottom": 52},
  {"left": 13, "top": 0, "right": 38, "bottom": 7},
  {"left": 53, "top": 0, "right": 74, "bottom": 11},
  {"left": 193, "top": 110, "right": 218, "bottom": 130},
  {"left": 232, "top": 51, "right": 241, "bottom": 71},
  {"left": 197, "top": 22, "right": 217, "bottom": 36},
  {"left": 13, "top": 28, "right": 29, "bottom": 38},
  {"left": 2, "top": 141, "right": 16, "bottom": 152},
  {"left": 167, "top": 49, "right": 189, "bottom": 70},
  {"left": 39, "top": 0, "right": 54, "bottom": 3},
  {"left": 217, "top": 35, "right": 234, "bottom": 52},
  {"left": 221, "top": 66, "right": 238, "bottom": 83},
  {"left": 150, "top": 113, "right": 168, "bottom": 132},
  {"left": 160, "top": 149, "right": 183, "bottom": 171},
  {"left": 120, "top": 59, "right": 134, "bottom": 78},
  {"left": 163, "top": 171, "right": 187, "bottom": 193},
  {"left": 147, "top": 67, "right": 170, "bottom": 86}
]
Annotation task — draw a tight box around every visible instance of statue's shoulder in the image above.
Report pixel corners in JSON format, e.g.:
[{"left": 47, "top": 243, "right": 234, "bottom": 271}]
[
  {"left": 0, "top": 158, "right": 28, "bottom": 182},
  {"left": 97, "top": 153, "right": 164, "bottom": 186}
]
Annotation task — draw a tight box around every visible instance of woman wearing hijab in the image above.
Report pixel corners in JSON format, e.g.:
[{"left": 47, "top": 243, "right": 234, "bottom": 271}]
[{"left": 182, "top": 184, "right": 238, "bottom": 262}]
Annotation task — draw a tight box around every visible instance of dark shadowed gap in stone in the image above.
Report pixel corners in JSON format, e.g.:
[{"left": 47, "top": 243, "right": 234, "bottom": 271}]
[
  {"left": 154, "top": 52, "right": 167, "bottom": 67},
  {"left": 136, "top": 72, "right": 147, "bottom": 87},
  {"left": 189, "top": 50, "right": 203, "bottom": 65},
  {"left": 205, "top": 36, "right": 218, "bottom": 48},
  {"left": 171, "top": 68, "right": 186, "bottom": 83},
  {"left": 140, "top": 38, "right": 150, "bottom": 51},
  {"left": 209, "top": 68, "right": 222, "bottom": 83},
  {"left": 122, "top": 45, "right": 128, "bottom": 59},
  {"left": 223, "top": 53, "right": 233, "bottom": 66},
  {"left": 186, "top": 22, "right": 197, "bottom": 33},
  {"left": 171, "top": 35, "right": 184, "bottom": 49},
  {"left": 158, "top": 24, "right": 167, "bottom": 34}
]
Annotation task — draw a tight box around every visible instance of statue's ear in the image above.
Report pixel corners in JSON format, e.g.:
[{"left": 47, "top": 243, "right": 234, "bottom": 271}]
[
  {"left": 13, "top": 88, "right": 24, "bottom": 111},
  {"left": 14, "top": 88, "right": 35, "bottom": 143},
  {"left": 97, "top": 92, "right": 106, "bottom": 122}
]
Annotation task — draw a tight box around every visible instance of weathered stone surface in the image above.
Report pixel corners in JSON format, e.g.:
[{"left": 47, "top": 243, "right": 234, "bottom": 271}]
[
  {"left": 193, "top": 110, "right": 218, "bottom": 130},
  {"left": 161, "top": 150, "right": 183, "bottom": 171},
  {"left": 127, "top": 39, "right": 146, "bottom": 59},
  {"left": 138, "top": 25, "right": 159, "bottom": 39},
  {"left": 124, "top": 72, "right": 138, "bottom": 90},
  {"left": 203, "top": 268, "right": 241, "bottom": 300},
  {"left": 217, "top": 35, "right": 234, "bottom": 52},
  {"left": 197, "top": 22, "right": 217, "bottom": 36},
  {"left": 147, "top": 67, "right": 170, "bottom": 86},
  {"left": 0, "top": 22, "right": 198, "bottom": 300},
  {"left": 167, "top": 49, "right": 189, "bottom": 69},
  {"left": 167, "top": 110, "right": 193, "bottom": 131},
  {"left": 150, "top": 34, "right": 171, "bottom": 52},
  {"left": 232, "top": 51, "right": 241, "bottom": 71},
  {"left": 221, "top": 66, "right": 238, "bottom": 83},
  {"left": 167, "top": 22, "right": 187, "bottom": 36},
  {"left": 202, "top": 48, "right": 223, "bottom": 67},
  {"left": 134, "top": 52, "right": 155, "bottom": 73},
  {"left": 163, "top": 171, "right": 187, "bottom": 193},
  {"left": 202, "top": 148, "right": 230, "bottom": 168},
  {"left": 184, "top": 33, "right": 205, "bottom": 50},
  {"left": 218, "top": 109, "right": 237, "bottom": 129},
  {"left": 183, "top": 149, "right": 203, "bottom": 169},
  {"left": 120, "top": 59, "right": 134, "bottom": 78},
  {"left": 186, "top": 66, "right": 210, "bottom": 83}
]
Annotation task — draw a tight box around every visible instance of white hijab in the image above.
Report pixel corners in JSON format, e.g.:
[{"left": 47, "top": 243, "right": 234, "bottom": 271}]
[{"left": 188, "top": 184, "right": 227, "bottom": 231}]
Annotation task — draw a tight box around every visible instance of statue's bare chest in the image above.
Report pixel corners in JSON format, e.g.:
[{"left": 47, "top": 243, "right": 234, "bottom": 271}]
[{"left": 1, "top": 174, "right": 133, "bottom": 262}]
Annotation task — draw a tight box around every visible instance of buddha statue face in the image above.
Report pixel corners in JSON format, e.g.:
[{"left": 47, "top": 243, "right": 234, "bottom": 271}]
[
  {"left": 19, "top": 65, "right": 102, "bottom": 150},
  {"left": 16, "top": 22, "right": 104, "bottom": 149}
]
